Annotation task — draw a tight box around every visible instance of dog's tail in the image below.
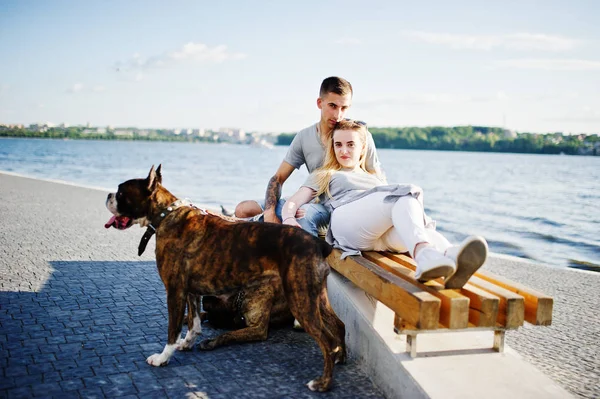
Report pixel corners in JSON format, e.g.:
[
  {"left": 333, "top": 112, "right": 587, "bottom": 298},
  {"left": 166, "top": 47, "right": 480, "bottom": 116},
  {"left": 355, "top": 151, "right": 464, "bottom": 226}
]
[{"left": 318, "top": 239, "right": 333, "bottom": 259}]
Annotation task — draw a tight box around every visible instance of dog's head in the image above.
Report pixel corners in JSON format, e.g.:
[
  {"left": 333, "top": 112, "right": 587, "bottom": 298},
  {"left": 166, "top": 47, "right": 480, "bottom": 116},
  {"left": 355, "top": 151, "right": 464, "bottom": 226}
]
[{"left": 105, "top": 165, "right": 162, "bottom": 229}]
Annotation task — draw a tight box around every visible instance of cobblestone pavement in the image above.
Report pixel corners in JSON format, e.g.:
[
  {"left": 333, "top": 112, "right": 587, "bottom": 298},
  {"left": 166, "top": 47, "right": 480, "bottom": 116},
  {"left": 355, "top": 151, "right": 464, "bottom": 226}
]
[
  {"left": 0, "top": 174, "right": 385, "bottom": 399},
  {"left": 2, "top": 173, "right": 599, "bottom": 399},
  {"left": 483, "top": 255, "right": 599, "bottom": 399}
]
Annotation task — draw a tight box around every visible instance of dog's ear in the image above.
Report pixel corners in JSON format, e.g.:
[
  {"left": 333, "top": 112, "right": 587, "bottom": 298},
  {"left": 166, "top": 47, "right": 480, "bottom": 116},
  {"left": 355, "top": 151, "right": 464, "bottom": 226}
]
[
  {"left": 146, "top": 165, "right": 159, "bottom": 192},
  {"left": 155, "top": 164, "right": 162, "bottom": 184}
]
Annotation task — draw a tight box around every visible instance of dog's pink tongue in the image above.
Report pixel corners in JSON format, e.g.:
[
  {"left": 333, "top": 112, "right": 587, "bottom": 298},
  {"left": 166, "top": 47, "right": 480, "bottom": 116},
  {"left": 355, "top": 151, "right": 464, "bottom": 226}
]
[
  {"left": 104, "top": 215, "right": 131, "bottom": 229},
  {"left": 105, "top": 216, "right": 117, "bottom": 229}
]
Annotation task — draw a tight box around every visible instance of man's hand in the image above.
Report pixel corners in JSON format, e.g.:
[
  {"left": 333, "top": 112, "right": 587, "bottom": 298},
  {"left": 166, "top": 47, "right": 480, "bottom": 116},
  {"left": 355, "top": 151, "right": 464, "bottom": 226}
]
[
  {"left": 294, "top": 208, "right": 306, "bottom": 218},
  {"left": 263, "top": 208, "right": 280, "bottom": 224}
]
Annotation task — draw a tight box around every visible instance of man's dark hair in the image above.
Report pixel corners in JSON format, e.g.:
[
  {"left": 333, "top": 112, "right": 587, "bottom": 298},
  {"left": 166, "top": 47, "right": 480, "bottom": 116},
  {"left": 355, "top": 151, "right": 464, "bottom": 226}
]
[{"left": 319, "top": 76, "right": 353, "bottom": 98}]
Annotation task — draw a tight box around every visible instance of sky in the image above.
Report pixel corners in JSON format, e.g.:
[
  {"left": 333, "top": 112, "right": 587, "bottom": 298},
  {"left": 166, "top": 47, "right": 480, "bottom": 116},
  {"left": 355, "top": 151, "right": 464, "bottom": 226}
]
[{"left": 0, "top": 0, "right": 599, "bottom": 134}]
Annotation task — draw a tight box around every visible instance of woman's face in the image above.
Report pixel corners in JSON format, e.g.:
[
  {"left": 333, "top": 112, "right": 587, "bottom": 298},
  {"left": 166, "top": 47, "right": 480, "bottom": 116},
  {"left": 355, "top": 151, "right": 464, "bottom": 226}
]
[{"left": 333, "top": 129, "right": 363, "bottom": 169}]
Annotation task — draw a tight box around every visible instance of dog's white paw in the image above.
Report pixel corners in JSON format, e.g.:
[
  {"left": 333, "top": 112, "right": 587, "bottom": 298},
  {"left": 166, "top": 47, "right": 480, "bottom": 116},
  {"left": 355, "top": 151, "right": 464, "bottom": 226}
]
[
  {"left": 146, "top": 353, "right": 169, "bottom": 367},
  {"left": 176, "top": 337, "right": 194, "bottom": 351},
  {"left": 306, "top": 377, "right": 331, "bottom": 392}
]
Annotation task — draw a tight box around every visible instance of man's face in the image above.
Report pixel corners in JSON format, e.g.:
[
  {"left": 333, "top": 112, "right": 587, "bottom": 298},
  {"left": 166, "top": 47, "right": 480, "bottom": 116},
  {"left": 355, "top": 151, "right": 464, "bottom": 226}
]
[{"left": 317, "top": 92, "right": 352, "bottom": 129}]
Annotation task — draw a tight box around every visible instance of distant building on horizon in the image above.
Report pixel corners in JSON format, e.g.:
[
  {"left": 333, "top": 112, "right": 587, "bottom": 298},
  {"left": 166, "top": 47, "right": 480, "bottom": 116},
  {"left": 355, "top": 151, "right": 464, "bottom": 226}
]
[{"left": 503, "top": 129, "right": 517, "bottom": 138}]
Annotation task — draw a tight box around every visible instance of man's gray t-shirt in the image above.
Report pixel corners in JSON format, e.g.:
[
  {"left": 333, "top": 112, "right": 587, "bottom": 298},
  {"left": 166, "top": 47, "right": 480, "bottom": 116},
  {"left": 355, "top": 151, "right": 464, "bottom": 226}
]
[{"left": 284, "top": 123, "right": 381, "bottom": 174}]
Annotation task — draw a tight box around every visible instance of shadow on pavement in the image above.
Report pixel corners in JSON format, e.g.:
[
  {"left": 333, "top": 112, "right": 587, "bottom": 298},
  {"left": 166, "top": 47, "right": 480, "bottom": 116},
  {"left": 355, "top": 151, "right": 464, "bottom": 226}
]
[{"left": 0, "top": 260, "right": 384, "bottom": 398}]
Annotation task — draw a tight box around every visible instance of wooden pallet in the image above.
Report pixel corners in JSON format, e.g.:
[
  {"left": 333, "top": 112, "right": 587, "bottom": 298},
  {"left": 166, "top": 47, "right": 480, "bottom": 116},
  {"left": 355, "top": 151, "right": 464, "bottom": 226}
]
[{"left": 327, "top": 249, "right": 553, "bottom": 357}]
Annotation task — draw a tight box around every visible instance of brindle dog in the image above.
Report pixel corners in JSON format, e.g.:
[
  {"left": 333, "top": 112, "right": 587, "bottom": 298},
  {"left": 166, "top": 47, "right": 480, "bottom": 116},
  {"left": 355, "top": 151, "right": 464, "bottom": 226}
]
[{"left": 105, "top": 165, "right": 346, "bottom": 392}]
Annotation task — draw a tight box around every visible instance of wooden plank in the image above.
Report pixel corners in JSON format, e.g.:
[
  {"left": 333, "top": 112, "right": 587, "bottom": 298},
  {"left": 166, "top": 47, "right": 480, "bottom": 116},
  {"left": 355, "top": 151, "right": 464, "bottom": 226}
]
[
  {"left": 458, "top": 284, "right": 500, "bottom": 327},
  {"left": 380, "top": 252, "right": 499, "bottom": 328},
  {"left": 474, "top": 270, "right": 553, "bottom": 326},
  {"left": 466, "top": 277, "right": 525, "bottom": 329},
  {"left": 382, "top": 251, "right": 552, "bottom": 326},
  {"left": 382, "top": 252, "right": 416, "bottom": 269},
  {"left": 327, "top": 250, "right": 441, "bottom": 330},
  {"left": 364, "top": 252, "right": 469, "bottom": 329}
]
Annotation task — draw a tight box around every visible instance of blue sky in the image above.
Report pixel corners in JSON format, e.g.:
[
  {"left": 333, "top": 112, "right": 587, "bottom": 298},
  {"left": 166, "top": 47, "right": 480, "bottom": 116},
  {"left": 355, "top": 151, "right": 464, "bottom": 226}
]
[{"left": 1, "top": 0, "right": 598, "bottom": 133}]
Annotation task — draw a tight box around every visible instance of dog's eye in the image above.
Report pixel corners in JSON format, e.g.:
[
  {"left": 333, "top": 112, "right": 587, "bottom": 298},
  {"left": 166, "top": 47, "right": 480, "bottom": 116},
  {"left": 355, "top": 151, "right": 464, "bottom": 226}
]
[{"left": 116, "top": 192, "right": 122, "bottom": 198}]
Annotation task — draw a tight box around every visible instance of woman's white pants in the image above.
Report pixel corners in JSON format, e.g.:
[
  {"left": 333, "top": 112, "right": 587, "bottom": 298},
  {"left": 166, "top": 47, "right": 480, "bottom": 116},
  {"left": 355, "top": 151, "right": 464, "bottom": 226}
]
[{"left": 330, "top": 192, "right": 451, "bottom": 257}]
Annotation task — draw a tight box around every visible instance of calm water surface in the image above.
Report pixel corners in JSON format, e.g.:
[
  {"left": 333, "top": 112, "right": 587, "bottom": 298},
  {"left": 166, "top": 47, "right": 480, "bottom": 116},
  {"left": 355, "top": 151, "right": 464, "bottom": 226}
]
[{"left": 1, "top": 137, "right": 599, "bottom": 270}]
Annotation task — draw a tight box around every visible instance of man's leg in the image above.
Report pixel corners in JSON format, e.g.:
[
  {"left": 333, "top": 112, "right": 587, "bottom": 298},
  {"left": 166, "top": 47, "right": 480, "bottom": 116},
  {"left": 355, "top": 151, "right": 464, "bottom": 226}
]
[
  {"left": 242, "top": 198, "right": 286, "bottom": 222},
  {"left": 297, "top": 203, "right": 331, "bottom": 237}
]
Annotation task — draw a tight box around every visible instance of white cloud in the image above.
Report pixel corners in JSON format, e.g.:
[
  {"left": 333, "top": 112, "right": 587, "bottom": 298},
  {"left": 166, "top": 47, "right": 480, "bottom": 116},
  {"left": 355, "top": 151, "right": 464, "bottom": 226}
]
[
  {"left": 333, "top": 38, "right": 363, "bottom": 45},
  {"left": 544, "top": 115, "right": 600, "bottom": 123},
  {"left": 67, "top": 83, "right": 84, "bottom": 93},
  {"left": 494, "top": 59, "right": 600, "bottom": 71},
  {"left": 115, "top": 41, "right": 247, "bottom": 73},
  {"left": 496, "top": 91, "right": 509, "bottom": 101},
  {"left": 358, "top": 93, "right": 473, "bottom": 108},
  {"left": 404, "top": 31, "right": 580, "bottom": 51},
  {"left": 408, "top": 93, "right": 471, "bottom": 104},
  {"left": 357, "top": 91, "right": 513, "bottom": 109},
  {"left": 170, "top": 42, "right": 246, "bottom": 62},
  {"left": 66, "top": 83, "right": 107, "bottom": 94}
]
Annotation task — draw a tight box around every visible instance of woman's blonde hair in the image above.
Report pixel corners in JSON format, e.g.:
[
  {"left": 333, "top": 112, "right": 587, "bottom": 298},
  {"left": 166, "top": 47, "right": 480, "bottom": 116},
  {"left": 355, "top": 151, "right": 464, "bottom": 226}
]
[{"left": 313, "top": 119, "right": 368, "bottom": 200}]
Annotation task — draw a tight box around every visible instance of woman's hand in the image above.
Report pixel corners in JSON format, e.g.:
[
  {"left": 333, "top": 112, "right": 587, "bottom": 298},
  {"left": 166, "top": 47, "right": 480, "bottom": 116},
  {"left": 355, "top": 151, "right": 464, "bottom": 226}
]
[
  {"left": 282, "top": 217, "right": 302, "bottom": 228},
  {"left": 282, "top": 186, "right": 316, "bottom": 228}
]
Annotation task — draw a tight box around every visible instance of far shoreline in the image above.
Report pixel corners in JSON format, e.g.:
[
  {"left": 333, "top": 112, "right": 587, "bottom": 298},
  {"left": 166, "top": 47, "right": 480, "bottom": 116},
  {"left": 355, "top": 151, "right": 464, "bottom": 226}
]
[{"left": 2, "top": 135, "right": 599, "bottom": 157}]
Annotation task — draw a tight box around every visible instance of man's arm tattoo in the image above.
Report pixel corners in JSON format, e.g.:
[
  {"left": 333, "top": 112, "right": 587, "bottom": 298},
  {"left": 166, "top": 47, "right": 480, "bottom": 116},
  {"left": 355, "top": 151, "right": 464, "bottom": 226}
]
[{"left": 264, "top": 176, "right": 282, "bottom": 211}]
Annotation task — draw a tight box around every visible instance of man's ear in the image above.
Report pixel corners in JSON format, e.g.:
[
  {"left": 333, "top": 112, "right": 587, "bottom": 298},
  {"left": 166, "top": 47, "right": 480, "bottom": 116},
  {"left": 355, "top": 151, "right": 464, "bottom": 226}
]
[
  {"left": 146, "top": 165, "right": 159, "bottom": 192},
  {"left": 317, "top": 97, "right": 323, "bottom": 110}
]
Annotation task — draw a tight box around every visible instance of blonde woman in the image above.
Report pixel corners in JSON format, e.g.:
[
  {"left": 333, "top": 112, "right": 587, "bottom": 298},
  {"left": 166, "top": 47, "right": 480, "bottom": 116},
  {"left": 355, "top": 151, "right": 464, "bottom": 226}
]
[{"left": 282, "top": 119, "right": 487, "bottom": 288}]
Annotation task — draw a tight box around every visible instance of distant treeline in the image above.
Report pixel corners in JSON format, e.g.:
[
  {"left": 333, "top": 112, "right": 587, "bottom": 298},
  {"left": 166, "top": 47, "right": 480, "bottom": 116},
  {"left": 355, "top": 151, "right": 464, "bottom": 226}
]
[
  {"left": 0, "top": 127, "right": 206, "bottom": 142},
  {"left": 3, "top": 125, "right": 599, "bottom": 155},
  {"left": 277, "top": 125, "right": 600, "bottom": 155}
]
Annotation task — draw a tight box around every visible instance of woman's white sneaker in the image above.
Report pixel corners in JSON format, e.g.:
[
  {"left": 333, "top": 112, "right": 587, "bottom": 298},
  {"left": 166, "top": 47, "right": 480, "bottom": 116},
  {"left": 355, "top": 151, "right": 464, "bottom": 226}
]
[
  {"left": 444, "top": 235, "right": 488, "bottom": 289},
  {"left": 414, "top": 248, "right": 457, "bottom": 283}
]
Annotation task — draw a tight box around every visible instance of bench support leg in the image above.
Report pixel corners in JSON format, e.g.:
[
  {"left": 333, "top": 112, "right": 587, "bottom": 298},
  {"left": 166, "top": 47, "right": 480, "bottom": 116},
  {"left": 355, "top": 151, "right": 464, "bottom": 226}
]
[
  {"left": 493, "top": 330, "right": 505, "bottom": 353},
  {"left": 406, "top": 334, "right": 417, "bottom": 358},
  {"left": 394, "top": 314, "right": 403, "bottom": 334}
]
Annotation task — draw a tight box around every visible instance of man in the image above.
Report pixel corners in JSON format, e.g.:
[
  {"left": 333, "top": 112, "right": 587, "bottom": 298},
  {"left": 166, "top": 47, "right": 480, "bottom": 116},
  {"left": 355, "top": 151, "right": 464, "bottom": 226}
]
[{"left": 234, "top": 76, "right": 384, "bottom": 236}]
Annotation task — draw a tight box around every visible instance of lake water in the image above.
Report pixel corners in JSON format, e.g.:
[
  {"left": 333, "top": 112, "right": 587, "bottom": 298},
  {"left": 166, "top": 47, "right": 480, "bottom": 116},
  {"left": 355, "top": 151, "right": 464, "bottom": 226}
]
[{"left": 1, "top": 137, "right": 599, "bottom": 270}]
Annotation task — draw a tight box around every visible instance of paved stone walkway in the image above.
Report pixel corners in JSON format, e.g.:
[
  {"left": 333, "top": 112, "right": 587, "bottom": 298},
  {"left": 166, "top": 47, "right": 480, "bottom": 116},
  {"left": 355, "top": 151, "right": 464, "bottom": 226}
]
[
  {"left": 483, "top": 255, "right": 599, "bottom": 399},
  {"left": 1, "top": 172, "right": 599, "bottom": 399},
  {"left": 0, "top": 174, "right": 385, "bottom": 399}
]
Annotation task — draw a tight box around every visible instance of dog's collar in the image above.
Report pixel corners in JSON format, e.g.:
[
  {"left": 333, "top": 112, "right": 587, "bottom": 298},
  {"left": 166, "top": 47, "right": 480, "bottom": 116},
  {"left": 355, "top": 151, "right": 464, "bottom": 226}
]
[{"left": 138, "top": 199, "right": 207, "bottom": 256}]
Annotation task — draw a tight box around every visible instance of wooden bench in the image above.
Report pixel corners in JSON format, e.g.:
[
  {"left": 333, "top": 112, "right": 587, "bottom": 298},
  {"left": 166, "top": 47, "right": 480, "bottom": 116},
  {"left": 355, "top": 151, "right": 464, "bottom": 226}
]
[{"left": 326, "top": 249, "right": 553, "bottom": 357}]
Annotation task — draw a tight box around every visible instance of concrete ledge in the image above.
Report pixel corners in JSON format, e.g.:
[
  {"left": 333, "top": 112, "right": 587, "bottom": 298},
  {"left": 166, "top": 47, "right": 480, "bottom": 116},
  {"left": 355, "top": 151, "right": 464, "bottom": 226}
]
[{"left": 327, "top": 270, "right": 573, "bottom": 399}]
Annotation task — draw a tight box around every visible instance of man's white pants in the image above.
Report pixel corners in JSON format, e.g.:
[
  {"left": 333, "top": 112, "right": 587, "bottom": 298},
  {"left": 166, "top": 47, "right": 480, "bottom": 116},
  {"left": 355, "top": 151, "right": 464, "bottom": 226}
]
[{"left": 330, "top": 192, "right": 451, "bottom": 257}]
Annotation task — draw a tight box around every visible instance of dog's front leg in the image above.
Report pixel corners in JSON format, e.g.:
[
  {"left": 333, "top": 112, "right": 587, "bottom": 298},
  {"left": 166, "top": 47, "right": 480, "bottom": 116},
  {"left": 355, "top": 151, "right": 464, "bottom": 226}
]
[{"left": 147, "top": 289, "right": 186, "bottom": 367}]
